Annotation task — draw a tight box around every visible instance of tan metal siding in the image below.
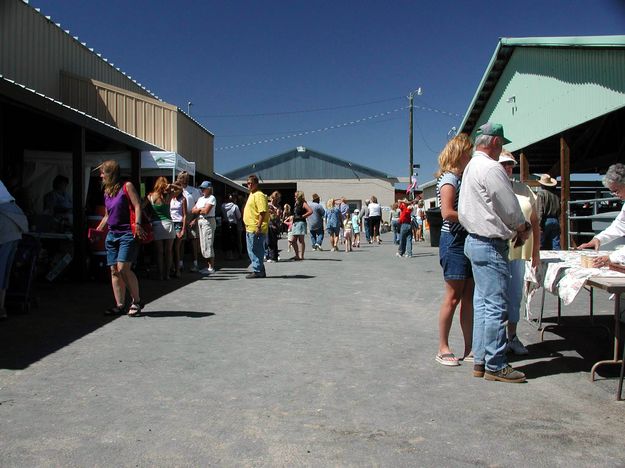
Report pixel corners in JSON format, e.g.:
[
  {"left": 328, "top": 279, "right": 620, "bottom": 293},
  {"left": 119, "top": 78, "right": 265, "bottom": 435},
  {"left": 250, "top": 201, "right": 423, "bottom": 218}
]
[
  {"left": 176, "top": 113, "right": 214, "bottom": 176},
  {"left": 0, "top": 0, "right": 153, "bottom": 99},
  {"left": 60, "top": 73, "right": 177, "bottom": 150}
]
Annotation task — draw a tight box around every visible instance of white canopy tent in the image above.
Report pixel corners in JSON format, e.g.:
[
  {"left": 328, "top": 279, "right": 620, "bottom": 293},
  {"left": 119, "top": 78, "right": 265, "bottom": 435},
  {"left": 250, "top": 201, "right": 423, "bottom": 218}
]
[{"left": 140, "top": 151, "right": 196, "bottom": 180}]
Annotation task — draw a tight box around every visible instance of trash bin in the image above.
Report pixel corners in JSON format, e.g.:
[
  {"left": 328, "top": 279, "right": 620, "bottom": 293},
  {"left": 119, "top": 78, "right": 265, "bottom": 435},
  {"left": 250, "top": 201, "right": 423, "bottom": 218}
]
[{"left": 426, "top": 208, "right": 443, "bottom": 248}]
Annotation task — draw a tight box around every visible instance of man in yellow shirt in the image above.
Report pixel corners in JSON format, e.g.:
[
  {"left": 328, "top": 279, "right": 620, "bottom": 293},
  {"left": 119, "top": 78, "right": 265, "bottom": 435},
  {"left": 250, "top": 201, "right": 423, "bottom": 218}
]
[{"left": 243, "top": 174, "right": 269, "bottom": 278}]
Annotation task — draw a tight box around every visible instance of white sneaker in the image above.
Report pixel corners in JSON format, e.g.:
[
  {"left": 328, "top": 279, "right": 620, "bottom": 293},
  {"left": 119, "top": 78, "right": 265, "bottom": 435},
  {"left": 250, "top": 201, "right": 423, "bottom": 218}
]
[
  {"left": 207, "top": 267, "right": 215, "bottom": 274},
  {"left": 395, "top": 252, "right": 402, "bottom": 257},
  {"left": 404, "top": 254, "right": 413, "bottom": 258},
  {"left": 316, "top": 245, "right": 323, "bottom": 251},
  {"left": 507, "top": 335, "right": 529, "bottom": 355}
]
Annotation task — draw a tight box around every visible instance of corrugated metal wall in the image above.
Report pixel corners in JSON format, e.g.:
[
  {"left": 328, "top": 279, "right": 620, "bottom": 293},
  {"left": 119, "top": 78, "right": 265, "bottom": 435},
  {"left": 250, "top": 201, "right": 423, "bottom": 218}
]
[
  {"left": 0, "top": 0, "right": 153, "bottom": 100},
  {"left": 1, "top": 0, "right": 214, "bottom": 174},
  {"left": 60, "top": 73, "right": 176, "bottom": 150},
  {"left": 175, "top": 113, "right": 214, "bottom": 176},
  {"left": 475, "top": 47, "right": 625, "bottom": 151}
]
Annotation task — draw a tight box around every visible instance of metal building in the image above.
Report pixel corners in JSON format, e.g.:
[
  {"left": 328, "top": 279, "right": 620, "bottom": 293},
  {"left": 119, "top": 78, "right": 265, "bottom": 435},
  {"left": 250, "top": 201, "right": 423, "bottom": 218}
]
[
  {"left": 459, "top": 35, "right": 625, "bottom": 248},
  {"left": 224, "top": 147, "right": 399, "bottom": 214},
  {"left": 0, "top": 0, "right": 242, "bottom": 275}
]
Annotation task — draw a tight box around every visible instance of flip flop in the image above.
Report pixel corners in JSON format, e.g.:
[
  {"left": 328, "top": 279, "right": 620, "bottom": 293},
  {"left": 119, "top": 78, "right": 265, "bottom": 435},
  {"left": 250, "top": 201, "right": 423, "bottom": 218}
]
[{"left": 436, "top": 353, "right": 460, "bottom": 367}]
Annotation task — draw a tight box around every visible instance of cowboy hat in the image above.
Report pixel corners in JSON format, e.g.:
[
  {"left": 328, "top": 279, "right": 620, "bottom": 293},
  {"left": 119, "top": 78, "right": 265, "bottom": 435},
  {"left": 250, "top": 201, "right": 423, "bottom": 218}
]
[{"left": 538, "top": 174, "right": 557, "bottom": 187}]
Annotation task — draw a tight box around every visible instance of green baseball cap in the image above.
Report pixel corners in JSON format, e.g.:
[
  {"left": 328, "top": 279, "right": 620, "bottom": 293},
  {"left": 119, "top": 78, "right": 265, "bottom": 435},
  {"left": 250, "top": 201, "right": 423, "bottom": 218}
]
[{"left": 476, "top": 122, "right": 511, "bottom": 144}]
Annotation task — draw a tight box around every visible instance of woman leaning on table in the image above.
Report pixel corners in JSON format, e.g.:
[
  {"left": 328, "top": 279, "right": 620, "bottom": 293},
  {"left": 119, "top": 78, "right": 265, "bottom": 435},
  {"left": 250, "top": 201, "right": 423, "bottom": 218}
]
[
  {"left": 578, "top": 163, "right": 625, "bottom": 268},
  {"left": 95, "top": 160, "right": 144, "bottom": 316}
]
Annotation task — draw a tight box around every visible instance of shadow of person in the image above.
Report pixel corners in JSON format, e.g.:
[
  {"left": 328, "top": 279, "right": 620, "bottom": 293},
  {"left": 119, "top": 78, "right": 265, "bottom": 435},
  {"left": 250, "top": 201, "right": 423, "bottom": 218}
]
[
  {"left": 266, "top": 275, "right": 316, "bottom": 279},
  {"left": 139, "top": 311, "right": 215, "bottom": 318}
]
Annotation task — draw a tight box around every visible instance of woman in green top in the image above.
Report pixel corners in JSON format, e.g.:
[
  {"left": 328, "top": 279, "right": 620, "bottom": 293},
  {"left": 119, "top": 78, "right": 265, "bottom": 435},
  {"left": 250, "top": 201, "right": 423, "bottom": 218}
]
[{"left": 148, "top": 176, "right": 176, "bottom": 280}]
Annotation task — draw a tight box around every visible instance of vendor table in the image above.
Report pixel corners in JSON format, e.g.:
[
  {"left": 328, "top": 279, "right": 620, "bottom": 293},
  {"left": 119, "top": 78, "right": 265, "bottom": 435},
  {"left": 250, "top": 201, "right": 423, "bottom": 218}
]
[{"left": 526, "top": 250, "right": 625, "bottom": 400}]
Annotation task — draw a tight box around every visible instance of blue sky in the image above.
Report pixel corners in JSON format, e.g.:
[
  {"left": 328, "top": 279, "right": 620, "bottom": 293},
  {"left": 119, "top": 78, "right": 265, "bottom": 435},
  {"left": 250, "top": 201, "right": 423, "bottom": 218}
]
[{"left": 31, "top": 0, "right": 625, "bottom": 184}]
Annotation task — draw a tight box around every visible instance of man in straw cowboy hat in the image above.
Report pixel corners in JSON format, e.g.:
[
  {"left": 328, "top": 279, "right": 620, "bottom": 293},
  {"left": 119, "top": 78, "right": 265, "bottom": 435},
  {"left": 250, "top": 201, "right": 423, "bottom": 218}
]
[{"left": 536, "top": 173, "right": 561, "bottom": 250}]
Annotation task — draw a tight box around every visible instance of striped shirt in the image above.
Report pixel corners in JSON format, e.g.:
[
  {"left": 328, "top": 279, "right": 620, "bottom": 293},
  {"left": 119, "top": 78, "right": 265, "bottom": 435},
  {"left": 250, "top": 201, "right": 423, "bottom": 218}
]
[{"left": 436, "top": 172, "right": 466, "bottom": 235}]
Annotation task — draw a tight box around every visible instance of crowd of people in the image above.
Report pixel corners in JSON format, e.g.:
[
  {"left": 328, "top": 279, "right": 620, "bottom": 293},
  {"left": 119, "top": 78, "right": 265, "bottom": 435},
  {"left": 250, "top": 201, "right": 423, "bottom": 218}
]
[{"left": 2, "top": 129, "right": 625, "bottom": 392}]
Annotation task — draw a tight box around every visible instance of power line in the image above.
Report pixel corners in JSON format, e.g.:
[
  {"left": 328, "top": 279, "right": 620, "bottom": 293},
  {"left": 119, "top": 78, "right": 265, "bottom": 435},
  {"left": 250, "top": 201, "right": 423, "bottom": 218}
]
[
  {"left": 215, "top": 102, "right": 461, "bottom": 151},
  {"left": 217, "top": 114, "right": 404, "bottom": 138},
  {"left": 197, "top": 96, "right": 404, "bottom": 119}
]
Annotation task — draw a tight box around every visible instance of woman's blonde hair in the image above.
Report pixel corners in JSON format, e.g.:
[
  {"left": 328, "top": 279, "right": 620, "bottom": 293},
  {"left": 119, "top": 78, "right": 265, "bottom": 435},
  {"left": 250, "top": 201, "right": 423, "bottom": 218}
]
[
  {"left": 100, "top": 160, "right": 122, "bottom": 197},
  {"left": 326, "top": 198, "right": 335, "bottom": 209},
  {"left": 152, "top": 176, "right": 169, "bottom": 196},
  {"left": 436, "top": 133, "right": 473, "bottom": 177},
  {"left": 283, "top": 204, "right": 291, "bottom": 216},
  {"left": 270, "top": 191, "right": 281, "bottom": 203},
  {"left": 295, "top": 191, "right": 305, "bottom": 204}
]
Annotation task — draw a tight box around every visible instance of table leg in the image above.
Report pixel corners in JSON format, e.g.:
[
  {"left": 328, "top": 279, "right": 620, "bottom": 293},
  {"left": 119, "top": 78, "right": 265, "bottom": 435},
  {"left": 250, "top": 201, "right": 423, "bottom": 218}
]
[{"left": 590, "top": 294, "right": 624, "bottom": 396}]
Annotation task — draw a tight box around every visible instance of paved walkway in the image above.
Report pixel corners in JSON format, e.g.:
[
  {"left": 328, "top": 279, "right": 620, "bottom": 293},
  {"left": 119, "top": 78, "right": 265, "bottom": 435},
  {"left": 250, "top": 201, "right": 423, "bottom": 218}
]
[{"left": 1, "top": 233, "right": 624, "bottom": 466}]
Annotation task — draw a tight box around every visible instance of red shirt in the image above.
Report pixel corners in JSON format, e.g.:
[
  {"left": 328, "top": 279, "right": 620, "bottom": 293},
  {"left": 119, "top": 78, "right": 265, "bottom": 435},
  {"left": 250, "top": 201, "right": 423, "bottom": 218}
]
[{"left": 398, "top": 203, "right": 412, "bottom": 224}]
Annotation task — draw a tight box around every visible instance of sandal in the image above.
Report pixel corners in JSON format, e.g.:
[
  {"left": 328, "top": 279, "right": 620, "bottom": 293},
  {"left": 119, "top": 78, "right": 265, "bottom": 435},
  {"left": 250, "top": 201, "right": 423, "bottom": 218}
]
[
  {"left": 435, "top": 353, "right": 460, "bottom": 367},
  {"left": 127, "top": 300, "right": 144, "bottom": 317},
  {"left": 104, "top": 304, "right": 125, "bottom": 316}
]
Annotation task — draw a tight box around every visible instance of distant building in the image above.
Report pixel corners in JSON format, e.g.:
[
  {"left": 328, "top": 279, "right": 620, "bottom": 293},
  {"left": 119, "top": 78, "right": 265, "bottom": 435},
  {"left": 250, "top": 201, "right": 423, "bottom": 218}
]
[{"left": 224, "top": 147, "right": 399, "bottom": 214}]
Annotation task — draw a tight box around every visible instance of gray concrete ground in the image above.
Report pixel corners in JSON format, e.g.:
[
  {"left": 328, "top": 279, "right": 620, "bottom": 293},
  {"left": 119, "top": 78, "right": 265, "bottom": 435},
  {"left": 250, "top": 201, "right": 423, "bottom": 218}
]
[{"left": 1, "top": 233, "right": 624, "bottom": 467}]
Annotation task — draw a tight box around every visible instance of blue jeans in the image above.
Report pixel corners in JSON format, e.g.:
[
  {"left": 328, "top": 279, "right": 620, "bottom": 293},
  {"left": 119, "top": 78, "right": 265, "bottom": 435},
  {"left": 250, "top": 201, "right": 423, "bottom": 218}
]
[
  {"left": 391, "top": 220, "right": 400, "bottom": 244},
  {"left": 398, "top": 223, "right": 412, "bottom": 256},
  {"left": 507, "top": 259, "right": 526, "bottom": 324},
  {"left": 246, "top": 232, "right": 266, "bottom": 274},
  {"left": 363, "top": 218, "right": 371, "bottom": 242},
  {"left": 541, "top": 218, "right": 561, "bottom": 250},
  {"left": 464, "top": 234, "right": 510, "bottom": 372},
  {"left": 310, "top": 228, "right": 324, "bottom": 248}
]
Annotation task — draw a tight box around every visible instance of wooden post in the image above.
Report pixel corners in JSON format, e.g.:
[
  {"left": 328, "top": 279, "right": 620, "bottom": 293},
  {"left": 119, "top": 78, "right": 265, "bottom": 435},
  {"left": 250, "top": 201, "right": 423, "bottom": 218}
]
[
  {"left": 72, "top": 127, "right": 87, "bottom": 279},
  {"left": 560, "top": 136, "right": 570, "bottom": 250},
  {"left": 519, "top": 152, "right": 529, "bottom": 183},
  {"left": 131, "top": 148, "right": 141, "bottom": 190}
]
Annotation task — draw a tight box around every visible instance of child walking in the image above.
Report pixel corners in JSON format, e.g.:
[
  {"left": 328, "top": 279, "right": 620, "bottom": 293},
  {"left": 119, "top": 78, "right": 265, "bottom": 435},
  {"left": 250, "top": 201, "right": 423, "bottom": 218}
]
[
  {"left": 351, "top": 209, "right": 361, "bottom": 248},
  {"left": 343, "top": 216, "right": 353, "bottom": 252}
]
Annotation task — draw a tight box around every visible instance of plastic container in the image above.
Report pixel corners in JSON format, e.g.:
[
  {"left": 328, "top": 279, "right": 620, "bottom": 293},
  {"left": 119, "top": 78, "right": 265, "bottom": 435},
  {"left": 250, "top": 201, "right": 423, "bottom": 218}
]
[{"left": 426, "top": 208, "right": 443, "bottom": 248}]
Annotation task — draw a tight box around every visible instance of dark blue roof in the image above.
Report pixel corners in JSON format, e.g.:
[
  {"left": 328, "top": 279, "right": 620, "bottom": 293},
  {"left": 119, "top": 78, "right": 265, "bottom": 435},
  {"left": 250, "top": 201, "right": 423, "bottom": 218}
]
[{"left": 224, "top": 147, "right": 397, "bottom": 181}]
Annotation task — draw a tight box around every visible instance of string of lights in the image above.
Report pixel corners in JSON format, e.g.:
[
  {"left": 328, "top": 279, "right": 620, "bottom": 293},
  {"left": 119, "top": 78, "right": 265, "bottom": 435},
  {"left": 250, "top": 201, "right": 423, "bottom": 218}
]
[{"left": 216, "top": 104, "right": 460, "bottom": 151}]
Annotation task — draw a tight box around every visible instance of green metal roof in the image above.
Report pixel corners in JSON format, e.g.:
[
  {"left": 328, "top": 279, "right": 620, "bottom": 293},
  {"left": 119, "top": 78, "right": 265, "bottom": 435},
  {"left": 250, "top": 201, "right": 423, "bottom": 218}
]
[
  {"left": 456, "top": 35, "right": 625, "bottom": 174},
  {"left": 460, "top": 36, "right": 625, "bottom": 139}
]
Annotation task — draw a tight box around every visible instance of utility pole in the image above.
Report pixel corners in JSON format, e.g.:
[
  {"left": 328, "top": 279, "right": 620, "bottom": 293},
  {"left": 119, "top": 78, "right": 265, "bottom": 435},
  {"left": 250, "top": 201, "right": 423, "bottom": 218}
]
[
  {"left": 187, "top": 101, "right": 193, "bottom": 115},
  {"left": 408, "top": 87, "right": 422, "bottom": 180}
]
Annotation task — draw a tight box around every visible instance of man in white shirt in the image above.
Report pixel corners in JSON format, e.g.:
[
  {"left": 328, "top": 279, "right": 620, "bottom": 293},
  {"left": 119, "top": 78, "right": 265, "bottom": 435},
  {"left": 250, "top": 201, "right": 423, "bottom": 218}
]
[
  {"left": 458, "top": 122, "right": 530, "bottom": 383},
  {"left": 176, "top": 172, "right": 201, "bottom": 272}
]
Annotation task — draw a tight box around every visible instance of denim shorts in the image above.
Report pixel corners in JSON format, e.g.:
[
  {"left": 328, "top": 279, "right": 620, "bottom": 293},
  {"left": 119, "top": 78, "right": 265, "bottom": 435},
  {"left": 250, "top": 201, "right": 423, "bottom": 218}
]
[
  {"left": 291, "top": 220, "right": 307, "bottom": 236},
  {"left": 439, "top": 230, "right": 472, "bottom": 280},
  {"left": 326, "top": 226, "right": 340, "bottom": 235},
  {"left": 105, "top": 231, "right": 139, "bottom": 266}
]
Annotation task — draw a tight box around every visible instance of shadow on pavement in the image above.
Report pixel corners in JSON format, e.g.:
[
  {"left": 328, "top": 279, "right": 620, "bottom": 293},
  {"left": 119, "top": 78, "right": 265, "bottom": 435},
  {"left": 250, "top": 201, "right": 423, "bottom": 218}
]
[
  {"left": 0, "top": 273, "right": 205, "bottom": 370},
  {"left": 266, "top": 275, "right": 316, "bottom": 279},
  {"left": 512, "top": 314, "right": 623, "bottom": 380},
  {"left": 139, "top": 311, "right": 215, "bottom": 318}
]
